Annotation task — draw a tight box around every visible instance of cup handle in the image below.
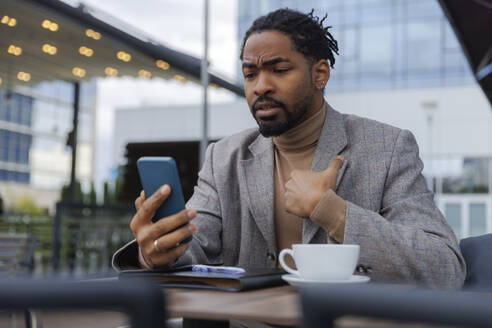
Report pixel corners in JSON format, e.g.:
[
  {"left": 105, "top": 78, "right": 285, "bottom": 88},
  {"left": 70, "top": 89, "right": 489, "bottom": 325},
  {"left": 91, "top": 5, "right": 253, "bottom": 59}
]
[{"left": 279, "top": 249, "right": 299, "bottom": 276}]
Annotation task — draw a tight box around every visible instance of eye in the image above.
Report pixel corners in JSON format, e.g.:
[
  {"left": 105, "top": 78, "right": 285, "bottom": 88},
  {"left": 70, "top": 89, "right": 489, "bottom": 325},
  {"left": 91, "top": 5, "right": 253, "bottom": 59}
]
[
  {"left": 244, "top": 72, "right": 256, "bottom": 79},
  {"left": 273, "top": 68, "right": 289, "bottom": 74}
]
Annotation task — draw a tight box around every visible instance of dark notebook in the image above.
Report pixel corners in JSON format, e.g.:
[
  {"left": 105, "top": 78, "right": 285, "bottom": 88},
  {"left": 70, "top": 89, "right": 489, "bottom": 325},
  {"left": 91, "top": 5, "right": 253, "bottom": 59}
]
[{"left": 119, "top": 265, "right": 286, "bottom": 292}]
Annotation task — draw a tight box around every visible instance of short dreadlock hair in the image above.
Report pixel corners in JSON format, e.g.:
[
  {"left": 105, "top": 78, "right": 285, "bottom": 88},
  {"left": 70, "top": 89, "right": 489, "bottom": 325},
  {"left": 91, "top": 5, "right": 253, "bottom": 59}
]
[{"left": 240, "top": 8, "right": 339, "bottom": 68}]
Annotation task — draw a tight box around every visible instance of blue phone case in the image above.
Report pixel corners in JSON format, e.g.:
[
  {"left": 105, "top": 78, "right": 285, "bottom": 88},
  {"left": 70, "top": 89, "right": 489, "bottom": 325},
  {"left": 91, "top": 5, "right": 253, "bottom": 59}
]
[{"left": 137, "top": 157, "right": 192, "bottom": 243}]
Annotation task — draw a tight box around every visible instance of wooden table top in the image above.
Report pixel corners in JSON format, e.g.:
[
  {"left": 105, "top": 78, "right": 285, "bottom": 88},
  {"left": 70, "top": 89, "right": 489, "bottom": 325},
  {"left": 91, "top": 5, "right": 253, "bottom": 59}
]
[
  {"left": 165, "top": 285, "right": 300, "bottom": 326},
  {"left": 164, "top": 285, "right": 464, "bottom": 328}
]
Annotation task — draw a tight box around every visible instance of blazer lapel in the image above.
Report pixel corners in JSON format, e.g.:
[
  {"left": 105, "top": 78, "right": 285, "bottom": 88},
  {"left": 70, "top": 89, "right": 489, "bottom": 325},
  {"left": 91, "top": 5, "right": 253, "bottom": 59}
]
[
  {"left": 303, "top": 104, "right": 349, "bottom": 244},
  {"left": 240, "top": 134, "right": 277, "bottom": 252}
]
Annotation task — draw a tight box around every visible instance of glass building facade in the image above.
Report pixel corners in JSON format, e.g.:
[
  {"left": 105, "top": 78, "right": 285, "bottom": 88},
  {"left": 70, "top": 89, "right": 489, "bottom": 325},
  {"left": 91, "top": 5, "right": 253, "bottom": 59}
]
[
  {"left": 0, "top": 91, "right": 32, "bottom": 183},
  {"left": 237, "top": 0, "right": 474, "bottom": 92},
  {"left": 237, "top": 0, "right": 490, "bottom": 239},
  {"left": 26, "top": 80, "right": 96, "bottom": 190},
  {"left": 0, "top": 79, "right": 95, "bottom": 205}
]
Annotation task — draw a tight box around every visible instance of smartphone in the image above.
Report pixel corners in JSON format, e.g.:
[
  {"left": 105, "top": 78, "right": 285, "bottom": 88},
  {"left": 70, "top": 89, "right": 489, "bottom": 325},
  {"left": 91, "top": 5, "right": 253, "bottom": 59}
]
[{"left": 136, "top": 156, "right": 192, "bottom": 243}]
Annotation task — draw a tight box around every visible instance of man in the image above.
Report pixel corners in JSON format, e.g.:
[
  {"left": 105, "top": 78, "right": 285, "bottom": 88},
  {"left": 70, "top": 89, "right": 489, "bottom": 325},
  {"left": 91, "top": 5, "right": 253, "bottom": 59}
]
[{"left": 113, "top": 9, "right": 465, "bottom": 288}]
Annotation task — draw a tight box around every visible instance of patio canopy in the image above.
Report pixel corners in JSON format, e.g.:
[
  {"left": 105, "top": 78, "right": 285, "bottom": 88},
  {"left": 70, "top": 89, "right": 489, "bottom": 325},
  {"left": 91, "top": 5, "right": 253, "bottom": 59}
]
[
  {"left": 0, "top": 0, "right": 244, "bottom": 96},
  {"left": 439, "top": 0, "right": 492, "bottom": 106}
]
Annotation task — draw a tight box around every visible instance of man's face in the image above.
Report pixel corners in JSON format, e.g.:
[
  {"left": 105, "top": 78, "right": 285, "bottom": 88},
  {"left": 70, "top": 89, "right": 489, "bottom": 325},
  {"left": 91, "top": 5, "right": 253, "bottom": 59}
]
[{"left": 242, "top": 30, "right": 317, "bottom": 137}]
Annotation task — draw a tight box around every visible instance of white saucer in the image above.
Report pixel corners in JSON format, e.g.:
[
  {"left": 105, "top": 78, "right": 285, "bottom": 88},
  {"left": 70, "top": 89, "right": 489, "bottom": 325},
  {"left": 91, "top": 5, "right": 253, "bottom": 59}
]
[{"left": 282, "top": 274, "right": 370, "bottom": 286}]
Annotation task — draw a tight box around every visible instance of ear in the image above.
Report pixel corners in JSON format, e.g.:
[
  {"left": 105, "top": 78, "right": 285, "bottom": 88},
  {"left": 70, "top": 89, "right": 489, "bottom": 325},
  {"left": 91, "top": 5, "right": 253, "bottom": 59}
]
[{"left": 312, "top": 59, "right": 330, "bottom": 90}]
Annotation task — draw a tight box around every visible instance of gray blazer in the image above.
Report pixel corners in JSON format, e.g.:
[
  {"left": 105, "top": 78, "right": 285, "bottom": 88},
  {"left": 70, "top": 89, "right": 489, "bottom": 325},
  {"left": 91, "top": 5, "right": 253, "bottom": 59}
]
[{"left": 113, "top": 105, "right": 465, "bottom": 288}]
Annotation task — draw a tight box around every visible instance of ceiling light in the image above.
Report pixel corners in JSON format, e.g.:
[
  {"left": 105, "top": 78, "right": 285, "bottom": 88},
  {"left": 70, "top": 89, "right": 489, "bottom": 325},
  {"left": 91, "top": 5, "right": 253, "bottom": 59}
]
[
  {"left": 104, "top": 67, "right": 118, "bottom": 76},
  {"left": 138, "top": 69, "right": 152, "bottom": 78},
  {"left": 85, "top": 29, "right": 101, "bottom": 40},
  {"left": 8, "top": 45, "right": 22, "bottom": 56},
  {"left": 7, "top": 18, "right": 16, "bottom": 27},
  {"left": 42, "top": 19, "right": 58, "bottom": 32},
  {"left": 72, "top": 67, "right": 86, "bottom": 78},
  {"left": 17, "top": 71, "right": 31, "bottom": 82},
  {"left": 42, "top": 44, "right": 57, "bottom": 55},
  {"left": 79, "top": 46, "right": 94, "bottom": 57},
  {"left": 117, "top": 51, "right": 131, "bottom": 62},
  {"left": 173, "top": 74, "right": 186, "bottom": 83},
  {"left": 1, "top": 16, "right": 16, "bottom": 27},
  {"left": 156, "top": 59, "right": 170, "bottom": 70}
]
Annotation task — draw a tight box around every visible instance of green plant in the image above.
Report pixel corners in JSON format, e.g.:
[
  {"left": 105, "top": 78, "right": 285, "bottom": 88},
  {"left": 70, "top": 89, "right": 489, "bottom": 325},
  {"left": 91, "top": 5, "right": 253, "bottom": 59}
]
[
  {"left": 472, "top": 185, "right": 489, "bottom": 193},
  {"left": 88, "top": 182, "right": 97, "bottom": 204},
  {"left": 13, "top": 195, "right": 47, "bottom": 216},
  {"left": 61, "top": 180, "right": 84, "bottom": 202},
  {"left": 103, "top": 181, "right": 112, "bottom": 204}
]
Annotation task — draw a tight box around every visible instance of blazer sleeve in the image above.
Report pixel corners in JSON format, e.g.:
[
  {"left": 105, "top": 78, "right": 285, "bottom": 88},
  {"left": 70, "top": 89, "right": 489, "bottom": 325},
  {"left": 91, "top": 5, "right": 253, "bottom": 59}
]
[
  {"left": 111, "top": 143, "right": 223, "bottom": 271},
  {"left": 343, "top": 129, "right": 466, "bottom": 289}
]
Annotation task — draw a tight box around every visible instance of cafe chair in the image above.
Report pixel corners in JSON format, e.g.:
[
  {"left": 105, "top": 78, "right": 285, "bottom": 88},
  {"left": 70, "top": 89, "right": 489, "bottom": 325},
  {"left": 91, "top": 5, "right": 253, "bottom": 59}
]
[
  {"left": 460, "top": 233, "right": 492, "bottom": 291},
  {"left": 0, "top": 279, "right": 166, "bottom": 328},
  {"left": 300, "top": 283, "right": 492, "bottom": 328}
]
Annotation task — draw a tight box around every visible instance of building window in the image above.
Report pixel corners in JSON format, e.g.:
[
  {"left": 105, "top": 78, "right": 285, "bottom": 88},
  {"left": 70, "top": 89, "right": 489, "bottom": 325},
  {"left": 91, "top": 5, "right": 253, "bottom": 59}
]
[
  {"left": 445, "top": 203, "right": 461, "bottom": 238},
  {"left": 469, "top": 203, "right": 487, "bottom": 237}
]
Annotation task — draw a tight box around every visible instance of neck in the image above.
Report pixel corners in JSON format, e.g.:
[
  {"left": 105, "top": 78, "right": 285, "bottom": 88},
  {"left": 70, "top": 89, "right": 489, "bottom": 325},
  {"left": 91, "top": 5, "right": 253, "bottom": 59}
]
[
  {"left": 275, "top": 93, "right": 325, "bottom": 137},
  {"left": 273, "top": 101, "right": 327, "bottom": 152},
  {"left": 303, "top": 93, "right": 325, "bottom": 122}
]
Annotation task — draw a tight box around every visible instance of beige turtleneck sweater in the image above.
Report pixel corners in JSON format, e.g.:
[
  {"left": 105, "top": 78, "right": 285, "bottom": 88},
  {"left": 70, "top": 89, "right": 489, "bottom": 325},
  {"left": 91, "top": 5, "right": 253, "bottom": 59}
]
[{"left": 273, "top": 104, "right": 346, "bottom": 263}]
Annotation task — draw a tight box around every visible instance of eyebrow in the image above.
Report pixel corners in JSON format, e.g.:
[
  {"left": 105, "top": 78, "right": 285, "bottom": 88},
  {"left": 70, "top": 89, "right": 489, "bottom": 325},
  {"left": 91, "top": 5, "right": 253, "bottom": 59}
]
[{"left": 242, "top": 57, "right": 291, "bottom": 69}]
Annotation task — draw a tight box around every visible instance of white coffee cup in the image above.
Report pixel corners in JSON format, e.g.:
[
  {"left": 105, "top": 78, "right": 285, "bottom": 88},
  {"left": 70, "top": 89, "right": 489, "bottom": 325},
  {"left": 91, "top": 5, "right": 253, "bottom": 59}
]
[{"left": 279, "top": 244, "right": 360, "bottom": 280}]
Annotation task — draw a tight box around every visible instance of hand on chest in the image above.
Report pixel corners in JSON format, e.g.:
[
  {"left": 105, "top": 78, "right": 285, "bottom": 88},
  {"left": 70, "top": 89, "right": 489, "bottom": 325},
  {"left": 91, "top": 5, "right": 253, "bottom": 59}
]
[{"left": 274, "top": 148, "right": 344, "bottom": 218}]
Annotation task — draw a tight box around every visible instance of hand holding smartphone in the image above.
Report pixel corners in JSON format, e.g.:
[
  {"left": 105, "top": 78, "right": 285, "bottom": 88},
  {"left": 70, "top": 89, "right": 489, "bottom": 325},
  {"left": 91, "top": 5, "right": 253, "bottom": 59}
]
[{"left": 137, "top": 156, "right": 193, "bottom": 244}]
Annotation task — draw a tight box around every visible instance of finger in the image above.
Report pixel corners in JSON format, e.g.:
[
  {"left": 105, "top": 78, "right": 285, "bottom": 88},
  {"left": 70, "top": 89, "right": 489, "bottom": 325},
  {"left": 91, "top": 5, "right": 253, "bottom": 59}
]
[
  {"left": 134, "top": 209, "right": 196, "bottom": 256},
  {"left": 150, "top": 209, "right": 197, "bottom": 239},
  {"left": 153, "top": 223, "right": 196, "bottom": 253},
  {"left": 328, "top": 155, "right": 344, "bottom": 171},
  {"left": 151, "top": 243, "right": 190, "bottom": 267},
  {"left": 133, "top": 184, "right": 171, "bottom": 227},
  {"left": 134, "top": 190, "right": 145, "bottom": 211},
  {"left": 285, "top": 205, "right": 301, "bottom": 217},
  {"left": 138, "top": 245, "right": 153, "bottom": 269},
  {"left": 289, "top": 169, "right": 309, "bottom": 180},
  {"left": 284, "top": 179, "right": 294, "bottom": 191}
]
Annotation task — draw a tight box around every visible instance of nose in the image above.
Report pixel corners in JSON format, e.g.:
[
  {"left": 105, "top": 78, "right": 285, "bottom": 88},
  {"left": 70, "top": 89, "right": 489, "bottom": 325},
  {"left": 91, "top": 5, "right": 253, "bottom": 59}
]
[{"left": 254, "top": 72, "right": 274, "bottom": 96}]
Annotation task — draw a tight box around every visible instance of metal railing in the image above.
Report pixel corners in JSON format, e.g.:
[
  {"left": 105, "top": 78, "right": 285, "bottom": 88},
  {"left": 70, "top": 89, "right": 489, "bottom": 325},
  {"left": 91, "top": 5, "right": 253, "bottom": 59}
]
[
  {"left": 52, "top": 202, "right": 134, "bottom": 277},
  {"left": 0, "top": 202, "right": 135, "bottom": 278}
]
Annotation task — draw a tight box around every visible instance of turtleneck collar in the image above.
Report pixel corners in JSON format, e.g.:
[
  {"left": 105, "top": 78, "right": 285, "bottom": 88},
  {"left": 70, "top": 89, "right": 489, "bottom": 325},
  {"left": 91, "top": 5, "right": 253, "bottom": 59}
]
[{"left": 273, "top": 102, "right": 327, "bottom": 152}]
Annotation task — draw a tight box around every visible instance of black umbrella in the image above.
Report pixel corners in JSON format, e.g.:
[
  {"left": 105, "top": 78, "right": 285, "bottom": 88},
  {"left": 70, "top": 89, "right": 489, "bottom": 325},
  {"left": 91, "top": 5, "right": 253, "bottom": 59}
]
[{"left": 439, "top": 0, "right": 492, "bottom": 107}]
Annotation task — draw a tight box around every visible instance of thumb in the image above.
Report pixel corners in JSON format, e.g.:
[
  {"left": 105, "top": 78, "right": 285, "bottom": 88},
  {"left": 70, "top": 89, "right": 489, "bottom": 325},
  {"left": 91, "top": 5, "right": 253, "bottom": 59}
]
[{"left": 325, "top": 155, "right": 344, "bottom": 172}]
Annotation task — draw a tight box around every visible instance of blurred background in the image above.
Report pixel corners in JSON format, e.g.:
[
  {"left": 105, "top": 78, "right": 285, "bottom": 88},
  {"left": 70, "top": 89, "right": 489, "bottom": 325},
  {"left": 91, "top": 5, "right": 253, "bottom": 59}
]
[{"left": 0, "top": 0, "right": 490, "bottom": 279}]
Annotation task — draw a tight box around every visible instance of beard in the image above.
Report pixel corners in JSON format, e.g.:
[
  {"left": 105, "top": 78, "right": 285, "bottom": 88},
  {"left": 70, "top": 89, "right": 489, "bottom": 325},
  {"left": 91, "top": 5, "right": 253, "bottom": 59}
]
[{"left": 251, "top": 91, "right": 315, "bottom": 137}]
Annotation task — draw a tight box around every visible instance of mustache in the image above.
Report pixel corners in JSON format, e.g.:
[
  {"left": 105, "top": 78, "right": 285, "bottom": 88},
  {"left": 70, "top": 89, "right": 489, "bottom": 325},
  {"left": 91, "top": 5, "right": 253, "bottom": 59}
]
[{"left": 252, "top": 95, "right": 286, "bottom": 112}]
